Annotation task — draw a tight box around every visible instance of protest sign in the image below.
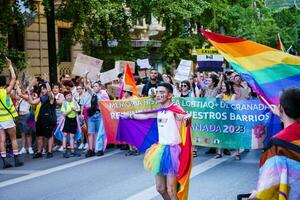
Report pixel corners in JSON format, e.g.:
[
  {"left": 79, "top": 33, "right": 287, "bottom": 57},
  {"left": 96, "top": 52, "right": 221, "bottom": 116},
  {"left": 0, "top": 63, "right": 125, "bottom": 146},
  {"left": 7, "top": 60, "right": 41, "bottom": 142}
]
[
  {"left": 138, "top": 69, "right": 150, "bottom": 78},
  {"left": 72, "top": 53, "right": 103, "bottom": 81},
  {"left": 137, "top": 58, "right": 150, "bottom": 69},
  {"left": 174, "top": 59, "right": 193, "bottom": 81},
  {"left": 100, "top": 97, "right": 280, "bottom": 149},
  {"left": 196, "top": 48, "right": 224, "bottom": 72},
  {"left": 115, "top": 60, "right": 135, "bottom": 74},
  {"left": 100, "top": 68, "right": 118, "bottom": 84}
]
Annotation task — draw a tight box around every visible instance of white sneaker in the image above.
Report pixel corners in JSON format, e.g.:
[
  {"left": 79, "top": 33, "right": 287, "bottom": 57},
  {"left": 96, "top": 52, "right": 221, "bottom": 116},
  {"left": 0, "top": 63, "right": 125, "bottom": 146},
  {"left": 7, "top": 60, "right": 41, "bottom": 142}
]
[
  {"left": 58, "top": 146, "right": 64, "bottom": 152},
  {"left": 78, "top": 143, "right": 84, "bottom": 150},
  {"left": 28, "top": 147, "right": 34, "bottom": 154},
  {"left": 42, "top": 148, "right": 47, "bottom": 154},
  {"left": 52, "top": 145, "right": 59, "bottom": 151},
  {"left": 84, "top": 143, "right": 88, "bottom": 150},
  {"left": 19, "top": 147, "right": 26, "bottom": 154}
]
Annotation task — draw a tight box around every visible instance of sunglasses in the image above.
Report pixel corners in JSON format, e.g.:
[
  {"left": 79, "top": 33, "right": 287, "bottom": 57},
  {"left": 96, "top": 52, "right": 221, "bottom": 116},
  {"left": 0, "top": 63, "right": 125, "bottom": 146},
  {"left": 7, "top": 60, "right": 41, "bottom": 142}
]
[{"left": 181, "top": 84, "right": 188, "bottom": 87}]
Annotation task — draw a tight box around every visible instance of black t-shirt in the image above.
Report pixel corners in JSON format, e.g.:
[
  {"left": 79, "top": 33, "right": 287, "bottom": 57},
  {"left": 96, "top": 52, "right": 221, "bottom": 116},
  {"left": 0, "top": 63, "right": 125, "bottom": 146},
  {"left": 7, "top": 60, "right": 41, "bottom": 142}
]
[{"left": 142, "top": 81, "right": 160, "bottom": 96}]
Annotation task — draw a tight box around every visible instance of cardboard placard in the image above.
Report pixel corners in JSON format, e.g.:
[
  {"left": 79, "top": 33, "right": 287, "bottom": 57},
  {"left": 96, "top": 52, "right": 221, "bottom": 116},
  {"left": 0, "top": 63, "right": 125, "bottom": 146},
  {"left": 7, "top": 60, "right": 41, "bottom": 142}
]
[
  {"left": 107, "top": 85, "right": 120, "bottom": 99},
  {"left": 72, "top": 53, "right": 103, "bottom": 81},
  {"left": 137, "top": 58, "right": 150, "bottom": 69},
  {"left": 100, "top": 68, "right": 119, "bottom": 84},
  {"left": 174, "top": 59, "right": 193, "bottom": 81}
]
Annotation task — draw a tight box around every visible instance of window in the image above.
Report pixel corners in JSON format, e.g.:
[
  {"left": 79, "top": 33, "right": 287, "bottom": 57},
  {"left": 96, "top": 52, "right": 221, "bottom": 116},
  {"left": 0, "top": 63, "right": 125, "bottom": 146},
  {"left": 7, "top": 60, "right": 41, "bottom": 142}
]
[{"left": 58, "top": 28, "right": 71, "bottom": 62}]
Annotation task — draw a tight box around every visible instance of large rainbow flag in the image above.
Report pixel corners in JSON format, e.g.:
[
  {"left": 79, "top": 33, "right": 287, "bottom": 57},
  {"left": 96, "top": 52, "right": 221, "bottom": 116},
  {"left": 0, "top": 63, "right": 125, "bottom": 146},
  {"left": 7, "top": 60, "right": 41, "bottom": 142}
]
[
  {"left": 201, "top": 28, "right": 300, "bottom": 104},
  {"left": 116, "top": 104, "right": 192, "bottom": 200}
]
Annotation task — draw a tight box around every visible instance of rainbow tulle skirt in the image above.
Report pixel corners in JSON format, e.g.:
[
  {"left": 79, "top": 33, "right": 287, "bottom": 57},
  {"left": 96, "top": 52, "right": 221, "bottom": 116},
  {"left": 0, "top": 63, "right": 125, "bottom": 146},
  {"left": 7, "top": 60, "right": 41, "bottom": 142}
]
[{"left": 144, "top": 143, "right": 181, "bottom": 176}]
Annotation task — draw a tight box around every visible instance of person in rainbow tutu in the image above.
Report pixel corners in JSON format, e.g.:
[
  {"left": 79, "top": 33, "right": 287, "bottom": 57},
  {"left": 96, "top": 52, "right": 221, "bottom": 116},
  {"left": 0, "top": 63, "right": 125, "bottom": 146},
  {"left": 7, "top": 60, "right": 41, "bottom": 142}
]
[{"left": 119, "top": 82, "right": 192, "bottom": 200}]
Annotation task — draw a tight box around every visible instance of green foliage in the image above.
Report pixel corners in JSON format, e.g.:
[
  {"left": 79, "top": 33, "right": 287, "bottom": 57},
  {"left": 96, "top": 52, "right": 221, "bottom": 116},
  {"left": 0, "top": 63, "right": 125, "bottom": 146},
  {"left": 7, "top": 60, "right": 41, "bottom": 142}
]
[{"left": 0, "top": 0, "right": 35, "bottom": 72}]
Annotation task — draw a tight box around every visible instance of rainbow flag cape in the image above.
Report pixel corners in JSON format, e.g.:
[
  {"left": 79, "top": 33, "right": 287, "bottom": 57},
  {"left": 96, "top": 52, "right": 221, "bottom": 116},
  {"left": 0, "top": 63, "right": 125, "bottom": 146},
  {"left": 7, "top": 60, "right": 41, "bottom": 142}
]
[
  {"left": 255, "top": 122, "right": 300, "bottom": 200},
  {"left": 201, "top": 28, "right": 300, "bottom": 104},
  {"left": 116, "top": 104, "right": 192, "bottom": 200}
]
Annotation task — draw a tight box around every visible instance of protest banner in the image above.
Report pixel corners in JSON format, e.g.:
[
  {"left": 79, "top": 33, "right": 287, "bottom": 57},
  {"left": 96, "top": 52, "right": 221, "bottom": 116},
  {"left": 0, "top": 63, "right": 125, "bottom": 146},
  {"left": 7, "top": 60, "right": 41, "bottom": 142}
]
[
  {"left": 99, "top": 97, "right": 159, "bottom": 143},
  {"left": 174, "top": 59, "right": 193, "bottom": 81},
  {"left": 106, "top": 85, "right": 120, "bottom": 99},
  {"left": 72, "top": 53, "right": 103, "bottom": 81},
  {"left": 100, "top": 97, "right": 280, "bottom": 149},
  {"left": 137, "top": 58, "right": 150, "bottom": 69},
  {"left": 115, "top": 60, "right": 135, "bottom": 74},
  {"left": 173, "top": 97, "right": 280, "bottom": 149},
  {"left": 100, "top": 68, "right": 118, "bottom": 84}
]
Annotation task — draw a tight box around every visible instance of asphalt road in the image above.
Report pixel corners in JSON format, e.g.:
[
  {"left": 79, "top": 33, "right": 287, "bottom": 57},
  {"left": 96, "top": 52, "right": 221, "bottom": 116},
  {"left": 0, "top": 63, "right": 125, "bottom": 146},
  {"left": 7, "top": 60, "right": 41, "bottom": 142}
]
[{"left": 0, "top": 147, "right": 261, "bottom": 200}]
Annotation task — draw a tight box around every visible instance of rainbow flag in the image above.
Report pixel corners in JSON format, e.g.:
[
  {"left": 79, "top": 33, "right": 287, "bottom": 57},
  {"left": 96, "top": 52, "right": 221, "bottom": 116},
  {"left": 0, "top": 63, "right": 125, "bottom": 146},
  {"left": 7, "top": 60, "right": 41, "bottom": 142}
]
[
  {"left": 116, "top": 104, "right": 192, "bottom": 200},
  {"left": 255, "top": 122, "right": 300, "bottom": 199},
  {"left": 201, "top": 28, "right": 300, "bottom": 104},
  {"left": 124, "top": 63, "right": 138, "bottom": 96}
]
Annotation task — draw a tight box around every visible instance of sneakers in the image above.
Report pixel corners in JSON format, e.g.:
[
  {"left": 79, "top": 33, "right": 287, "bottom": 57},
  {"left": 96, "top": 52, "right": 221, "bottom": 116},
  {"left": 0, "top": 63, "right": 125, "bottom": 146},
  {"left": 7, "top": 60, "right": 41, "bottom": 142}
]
[
  {"left": 58, "top": 146, "right": 64, "bottom": 152},
  {"left": 85, "top": 150, "right": 95, "bottom": 158},
  {"left": 19, "top": 147, "right": 26, "bottom": 154},
  {"left": 125, "top": 150, "right": 134, "bottom": 156},
  {"left": 46, "top": 152, "right": 53, "bottom": 158},
  {"left": 214, "top": 154, "right": 222, "bottom": 159},
  {"left": 205, "top": 148, "right": 216, "bottom": 154},
  {"left": 63, "top": 151, "right": 70, "bottom": 158},
  {"left": 83, "top": 143, "right": 88, "bottom": 150},
  {"left": 96, "top": 150, "right": 104, "bottom": 157},
  {"left": 1, "top": 157, "right": 13, "bottom": 169},
  {"left": 52, "top": 145, "right": 60, "bottom": 151},
  {"left": 14, "top": 155, "right": 24, "bottom": 167},
  {"left": 28, "top": 147, "right": 34, "bottom": 154},
  {"left": 78, "top": 143, "right": 84, "bottom": 150},
  {"left": 42, "top": 148, "right": 47, "bottom": 155},
  {"left": 33, "top": 152, "right": 43, "bottom": 159}
]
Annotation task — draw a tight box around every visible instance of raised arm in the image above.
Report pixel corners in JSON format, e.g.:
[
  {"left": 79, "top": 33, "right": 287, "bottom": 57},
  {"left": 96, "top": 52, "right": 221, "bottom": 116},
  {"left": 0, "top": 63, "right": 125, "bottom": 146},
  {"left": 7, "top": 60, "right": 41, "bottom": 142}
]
[
  {"left": 46, "top": 82, "right": 54, "bottom": 104},
  {"left": 15, "top": 81, "right": 29, "bottom": 101},
  {"left": 84, "top": 72, "right": 93, "bottom": 95},
  {"left": 217, "top": 73, "right": 224, "bottom": 90},
  {"left": 27, "top": 90, "right": 40, "bottom": 105},
  {"left": 5, "top": 57, "right": 16, "bottom": 94}
]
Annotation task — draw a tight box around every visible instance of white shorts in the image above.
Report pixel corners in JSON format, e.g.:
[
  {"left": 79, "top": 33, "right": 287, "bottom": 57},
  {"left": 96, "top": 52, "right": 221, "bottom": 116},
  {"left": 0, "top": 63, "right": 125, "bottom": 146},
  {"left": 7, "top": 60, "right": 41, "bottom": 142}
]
[{"left": 0, "top": 119, "right": 16, "bottom": 130}]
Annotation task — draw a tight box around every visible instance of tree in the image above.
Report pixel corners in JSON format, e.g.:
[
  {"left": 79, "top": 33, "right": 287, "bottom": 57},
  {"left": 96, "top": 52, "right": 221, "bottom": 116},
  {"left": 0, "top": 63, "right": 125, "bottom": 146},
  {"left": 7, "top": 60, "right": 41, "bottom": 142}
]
[{"left": 0, "top": 0, "right": 34, "bottom": 72}]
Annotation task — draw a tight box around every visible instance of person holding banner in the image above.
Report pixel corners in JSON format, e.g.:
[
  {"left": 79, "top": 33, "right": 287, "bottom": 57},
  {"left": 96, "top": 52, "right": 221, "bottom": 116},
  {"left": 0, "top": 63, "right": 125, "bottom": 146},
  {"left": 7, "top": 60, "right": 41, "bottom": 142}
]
[
  {"left": 84, "top": 72, "right": 109, "bottom": 157},
  {"left": 120, "top": 82, "right": 192, "bottom": 200},
  {"left": 249, "top": 87, "right": 300, "bottom": 200}
]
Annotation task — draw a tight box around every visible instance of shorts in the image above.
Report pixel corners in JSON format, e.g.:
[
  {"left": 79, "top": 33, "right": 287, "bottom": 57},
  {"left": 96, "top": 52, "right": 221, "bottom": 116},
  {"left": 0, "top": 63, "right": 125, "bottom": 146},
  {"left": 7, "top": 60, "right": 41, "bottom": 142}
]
[
  {"left": 17, "top": 114, "right": 33, "bottom": 134},
  {"left": 0, "top": 119, "right": 16, "bottom": 130},
  {"left": 88, "top": 112, "right": 100, "bottom": 134},
  {"left": 62, "top": 117, "right": 77, "bottom": 134},
  {"left": 36, "top": 121, "right": 54, "bottom": 138}
]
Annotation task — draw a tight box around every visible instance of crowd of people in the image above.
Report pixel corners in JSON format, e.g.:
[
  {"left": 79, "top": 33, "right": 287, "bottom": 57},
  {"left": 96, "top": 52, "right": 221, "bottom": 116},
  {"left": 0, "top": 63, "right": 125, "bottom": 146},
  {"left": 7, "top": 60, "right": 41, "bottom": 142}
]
[{"left": 0, "top": 57, "right": 260, "bottom": 169}]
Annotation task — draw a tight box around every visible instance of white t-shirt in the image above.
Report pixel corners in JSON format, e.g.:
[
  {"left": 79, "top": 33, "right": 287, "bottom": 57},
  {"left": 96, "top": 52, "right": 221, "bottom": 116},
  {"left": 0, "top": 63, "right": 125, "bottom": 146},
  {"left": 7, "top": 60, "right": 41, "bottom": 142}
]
[
  {"left": 18, "top": 98, "right": 30, "bottom": 113},
  {"left": 157, "top": 110, "right": 181, "bottom": 145}
]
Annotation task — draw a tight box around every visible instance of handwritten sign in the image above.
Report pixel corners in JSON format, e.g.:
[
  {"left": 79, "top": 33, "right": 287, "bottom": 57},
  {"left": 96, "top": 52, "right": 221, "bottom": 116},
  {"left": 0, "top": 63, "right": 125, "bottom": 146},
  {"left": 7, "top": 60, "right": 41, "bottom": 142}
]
[{"left": 72, "top": 53, "right": 103, "bottom": 81}]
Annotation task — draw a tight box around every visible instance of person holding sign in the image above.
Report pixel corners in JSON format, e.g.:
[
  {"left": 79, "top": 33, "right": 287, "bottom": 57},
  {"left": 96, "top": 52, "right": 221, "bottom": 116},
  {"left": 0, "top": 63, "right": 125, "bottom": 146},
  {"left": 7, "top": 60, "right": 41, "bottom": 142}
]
[{"left": 84, "top": 72, "right": 109, "bottom": 157}]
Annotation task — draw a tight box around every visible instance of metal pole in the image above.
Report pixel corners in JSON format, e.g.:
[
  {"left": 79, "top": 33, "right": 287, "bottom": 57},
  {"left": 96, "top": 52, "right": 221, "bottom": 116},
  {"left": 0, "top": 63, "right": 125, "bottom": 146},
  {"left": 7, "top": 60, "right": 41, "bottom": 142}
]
[{"left": 46, "top": 0, "right": 57, "bottom": 83}]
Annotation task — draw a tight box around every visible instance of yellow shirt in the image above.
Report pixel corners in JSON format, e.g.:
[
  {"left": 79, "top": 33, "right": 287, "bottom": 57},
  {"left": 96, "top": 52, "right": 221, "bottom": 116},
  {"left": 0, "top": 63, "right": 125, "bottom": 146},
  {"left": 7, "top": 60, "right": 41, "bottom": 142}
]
[{"left": 61, "top": 101, "right": 77, "bottom": 118}]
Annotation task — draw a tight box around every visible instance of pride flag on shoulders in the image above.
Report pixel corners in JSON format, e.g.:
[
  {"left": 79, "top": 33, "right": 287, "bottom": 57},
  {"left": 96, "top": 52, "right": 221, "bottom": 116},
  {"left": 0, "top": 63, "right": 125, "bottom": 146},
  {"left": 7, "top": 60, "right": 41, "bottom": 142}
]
[
  {"left": 116, "top": 104, "right": 192, "bottom": 200},
  {"left": 201, "top": 28, "right": 300, "bottom": 104}
]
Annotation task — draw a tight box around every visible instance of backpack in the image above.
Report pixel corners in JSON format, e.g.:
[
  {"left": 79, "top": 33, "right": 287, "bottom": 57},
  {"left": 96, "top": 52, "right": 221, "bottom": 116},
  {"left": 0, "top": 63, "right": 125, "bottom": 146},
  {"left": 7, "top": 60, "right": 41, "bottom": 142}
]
[{"left": 87, "top": 94, "right": 99, "bottom": 117}]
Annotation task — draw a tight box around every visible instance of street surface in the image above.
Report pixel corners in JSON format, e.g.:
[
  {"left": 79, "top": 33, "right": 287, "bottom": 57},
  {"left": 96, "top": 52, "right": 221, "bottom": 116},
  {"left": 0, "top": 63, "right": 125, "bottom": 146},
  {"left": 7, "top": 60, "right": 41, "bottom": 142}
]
[{"left": 0, "top": 147, "right": 261, "bottom": 200}]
